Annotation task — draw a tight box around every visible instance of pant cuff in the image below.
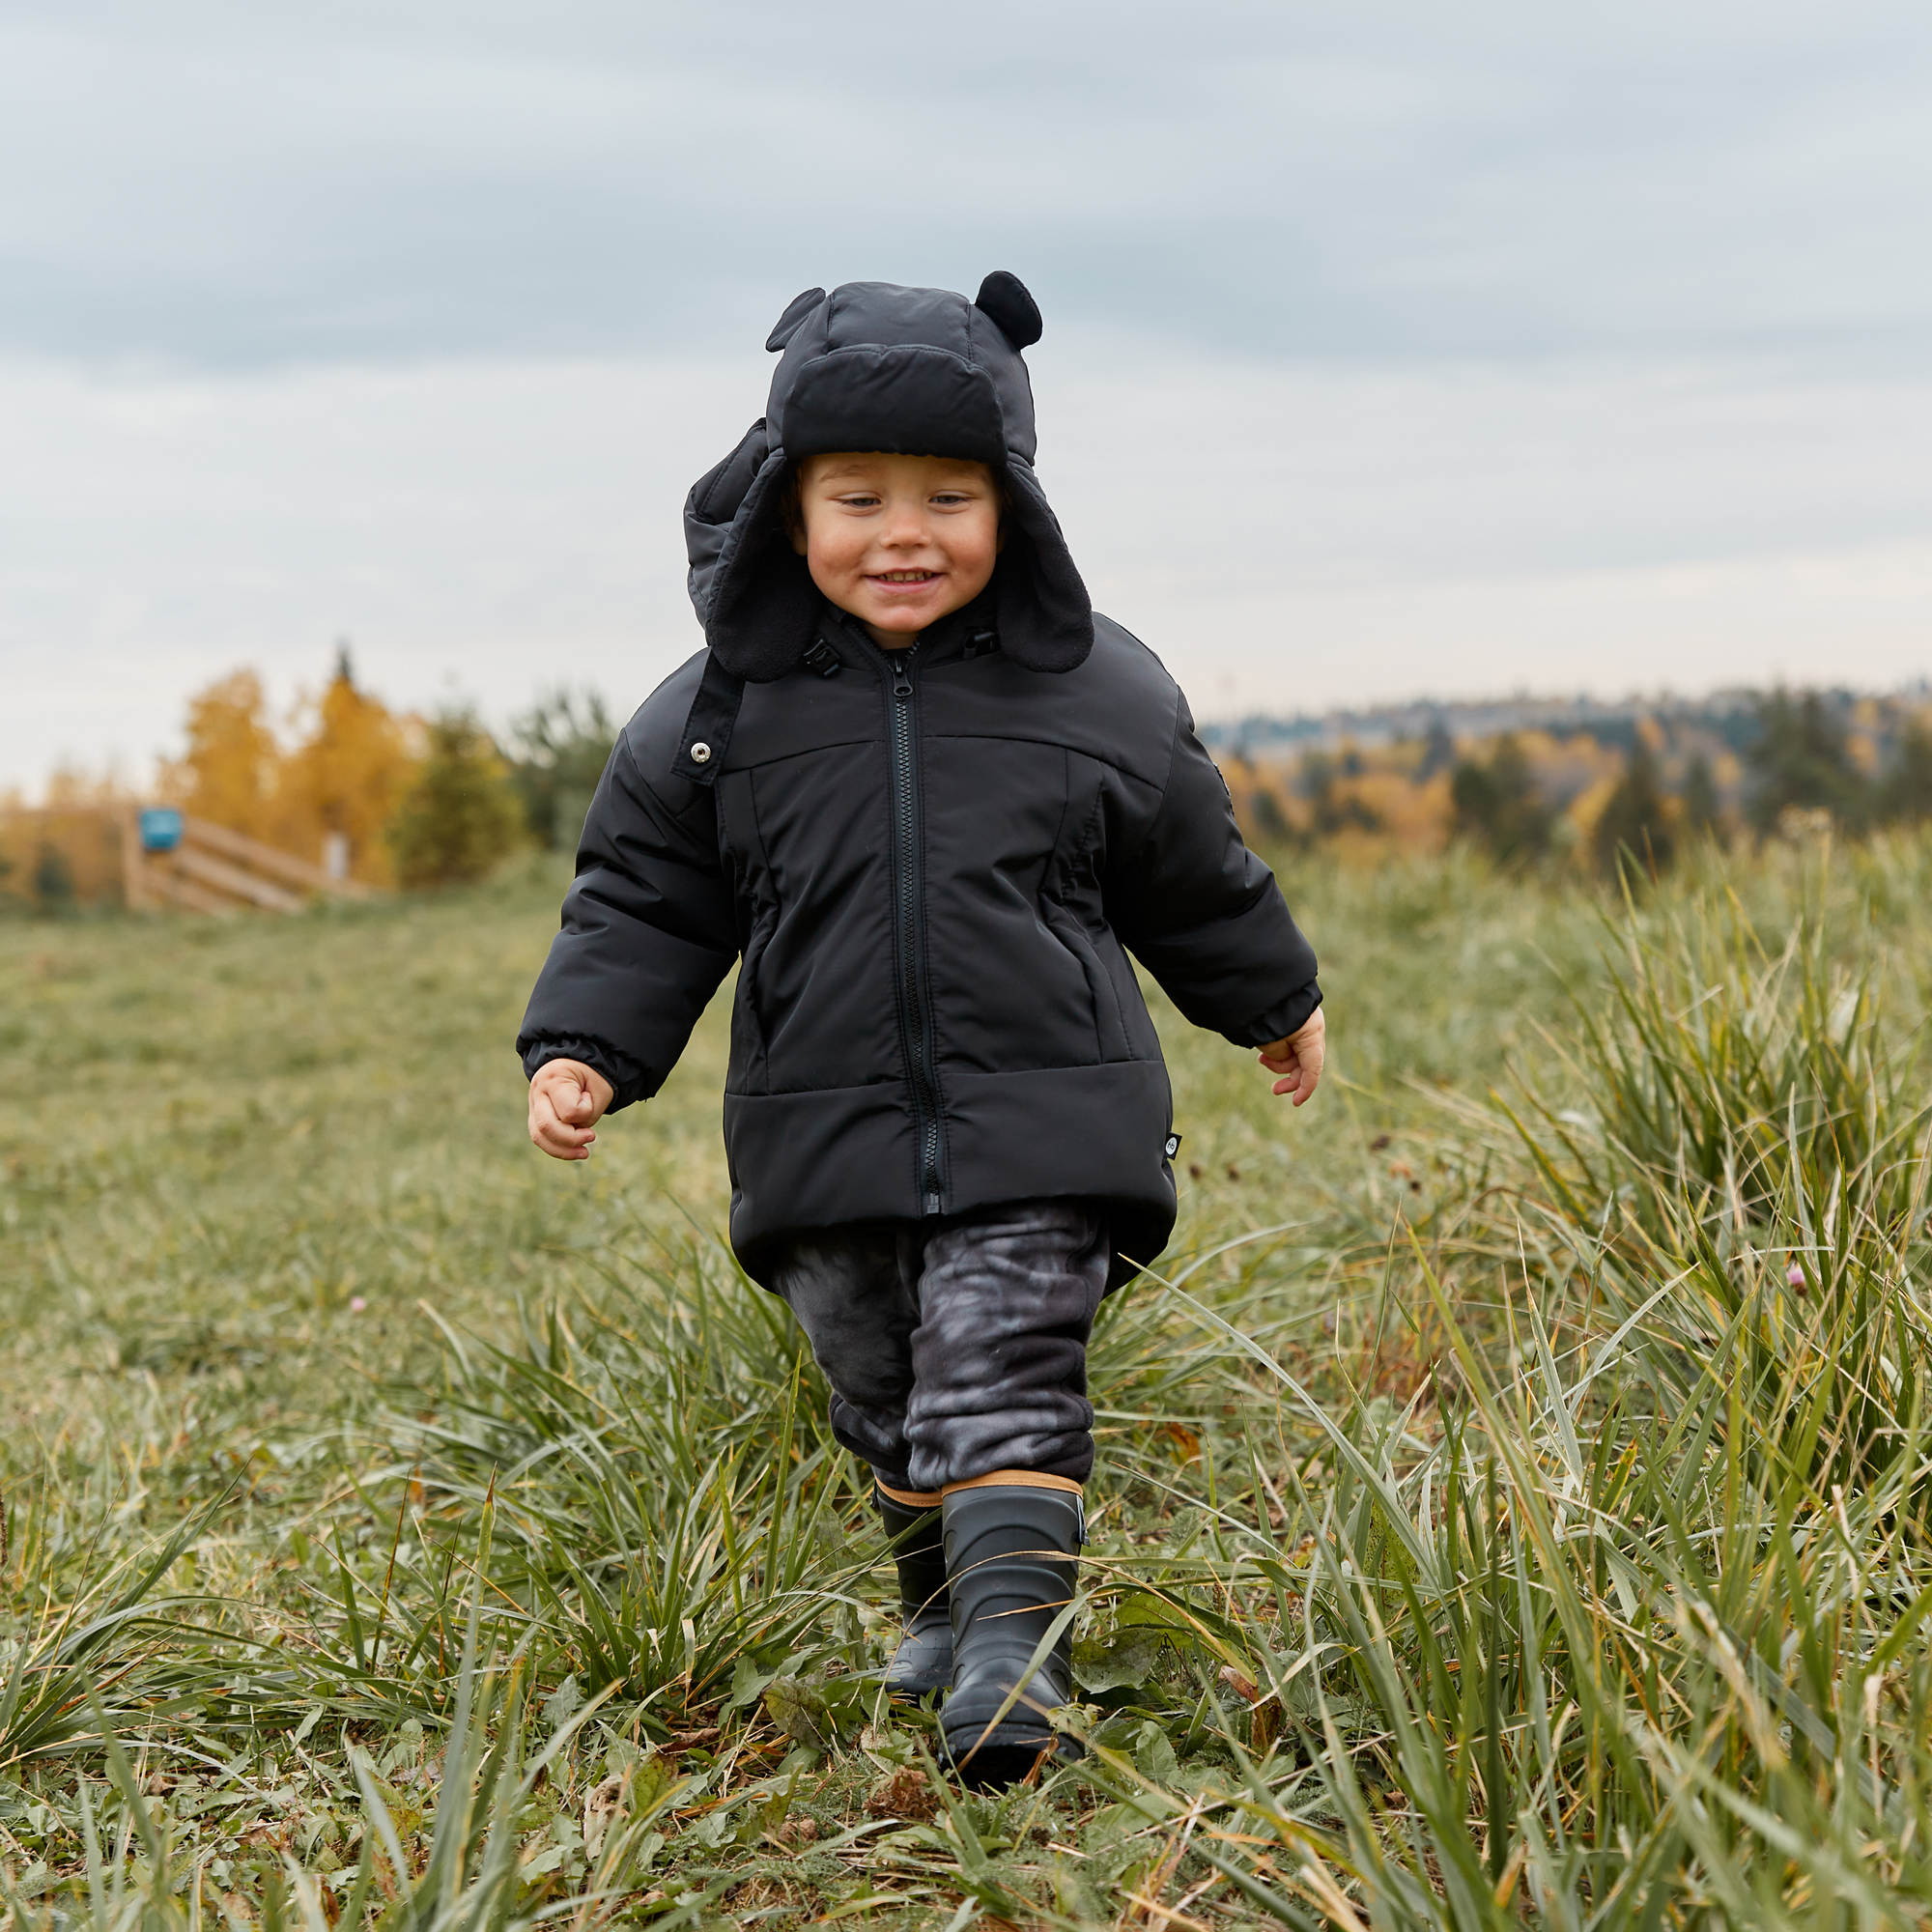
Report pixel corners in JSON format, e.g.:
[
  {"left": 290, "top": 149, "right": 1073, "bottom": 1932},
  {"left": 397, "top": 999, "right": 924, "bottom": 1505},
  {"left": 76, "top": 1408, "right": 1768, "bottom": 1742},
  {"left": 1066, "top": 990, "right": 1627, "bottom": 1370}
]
[
  {"left": 940, "top": 1468, "right": 1084, "bottom": 1497},
  {"left": 875, "top": 1479, "right": 945, "bottom": 1508}
]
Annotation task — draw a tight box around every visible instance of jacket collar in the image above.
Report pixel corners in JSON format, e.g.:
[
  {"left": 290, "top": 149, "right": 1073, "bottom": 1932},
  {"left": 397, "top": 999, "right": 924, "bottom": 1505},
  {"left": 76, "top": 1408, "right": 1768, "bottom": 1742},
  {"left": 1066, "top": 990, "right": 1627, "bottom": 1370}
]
[{"left": 820, "top": 592, "right": 1002, "bottom": 674}]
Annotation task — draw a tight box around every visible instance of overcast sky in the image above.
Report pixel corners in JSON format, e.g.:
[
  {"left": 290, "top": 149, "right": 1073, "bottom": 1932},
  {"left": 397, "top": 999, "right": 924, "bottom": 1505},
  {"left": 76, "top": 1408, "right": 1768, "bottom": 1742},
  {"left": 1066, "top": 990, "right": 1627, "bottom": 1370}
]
[{"left": 3, "top": 0, "right": 1930, "bottom": 791}]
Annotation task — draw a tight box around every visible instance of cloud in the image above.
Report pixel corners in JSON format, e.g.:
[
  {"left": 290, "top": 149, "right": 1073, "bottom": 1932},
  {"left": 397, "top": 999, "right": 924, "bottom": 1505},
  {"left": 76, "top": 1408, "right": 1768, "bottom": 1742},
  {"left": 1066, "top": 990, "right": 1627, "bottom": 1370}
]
[{"left": 1, "top": 0, "right": 1927, "bottom": 366}]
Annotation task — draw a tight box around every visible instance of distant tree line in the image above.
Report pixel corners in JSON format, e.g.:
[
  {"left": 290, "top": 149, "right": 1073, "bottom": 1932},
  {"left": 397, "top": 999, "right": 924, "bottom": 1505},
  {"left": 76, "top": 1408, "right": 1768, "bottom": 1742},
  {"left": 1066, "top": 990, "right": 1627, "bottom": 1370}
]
[{"left": 1449, "top": 688, "right": 1932, "bottom": 879}]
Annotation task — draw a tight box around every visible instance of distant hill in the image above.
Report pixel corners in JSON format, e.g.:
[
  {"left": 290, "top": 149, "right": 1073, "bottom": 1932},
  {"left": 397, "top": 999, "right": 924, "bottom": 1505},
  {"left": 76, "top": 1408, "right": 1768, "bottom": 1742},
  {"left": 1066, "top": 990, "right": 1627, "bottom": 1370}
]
[{"left": 1196, "top": 684, "right": 1930, "bottom": 758}]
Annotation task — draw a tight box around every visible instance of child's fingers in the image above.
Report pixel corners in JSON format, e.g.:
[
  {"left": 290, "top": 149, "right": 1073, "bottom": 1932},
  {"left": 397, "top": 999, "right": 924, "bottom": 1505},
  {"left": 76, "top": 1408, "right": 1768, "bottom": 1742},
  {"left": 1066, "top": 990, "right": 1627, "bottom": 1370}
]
[
  {"left": 528, "top": 1086, "right": 596, "bottom": 1159},
  {"left": 1264, "top": 1039, "right": 1322, "bottom": 1104}
]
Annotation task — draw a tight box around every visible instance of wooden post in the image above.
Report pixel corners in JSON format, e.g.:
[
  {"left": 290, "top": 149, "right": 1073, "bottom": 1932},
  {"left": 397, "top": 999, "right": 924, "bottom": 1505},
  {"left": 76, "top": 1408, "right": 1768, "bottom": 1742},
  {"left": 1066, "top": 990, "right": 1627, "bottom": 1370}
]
[{"left": 122, "top": 807, "right": 148, "bottom": 912}]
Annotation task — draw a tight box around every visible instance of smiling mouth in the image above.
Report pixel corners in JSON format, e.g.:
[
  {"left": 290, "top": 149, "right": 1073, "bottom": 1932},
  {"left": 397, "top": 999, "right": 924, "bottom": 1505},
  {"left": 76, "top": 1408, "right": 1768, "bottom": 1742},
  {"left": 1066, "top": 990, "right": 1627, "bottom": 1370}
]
[{"left": 871, "top": 569, "right": 940, "bottom": 584}]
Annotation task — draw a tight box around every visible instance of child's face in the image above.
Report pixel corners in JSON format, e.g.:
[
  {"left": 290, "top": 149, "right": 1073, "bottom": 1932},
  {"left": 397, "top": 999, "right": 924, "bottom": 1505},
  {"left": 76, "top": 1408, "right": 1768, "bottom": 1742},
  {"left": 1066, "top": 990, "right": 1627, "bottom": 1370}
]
[{"left": 790, "top": 452, "right": 1001, "bottom": 647}]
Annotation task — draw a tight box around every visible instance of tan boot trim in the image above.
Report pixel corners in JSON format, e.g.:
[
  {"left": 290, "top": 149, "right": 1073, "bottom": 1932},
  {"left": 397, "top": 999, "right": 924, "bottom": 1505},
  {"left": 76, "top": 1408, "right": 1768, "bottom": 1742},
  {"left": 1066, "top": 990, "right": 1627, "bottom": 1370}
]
[
  {"left": 875, "top": 1480, "right": 944, "bottom": 1508},
  {"left": 940, "top": 1469, "right": 1084, "bottom": 1497}
]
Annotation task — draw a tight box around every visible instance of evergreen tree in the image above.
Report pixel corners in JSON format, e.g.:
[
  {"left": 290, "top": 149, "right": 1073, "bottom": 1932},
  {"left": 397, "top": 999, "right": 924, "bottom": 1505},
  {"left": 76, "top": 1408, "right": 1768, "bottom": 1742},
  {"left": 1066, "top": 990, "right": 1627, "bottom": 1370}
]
[
  {"left": 1876, "top": 719, "right": 1932, "bottom": 825},
  {"left": 1744, "top": 690, "right": 1869, "bottom": 833},
  {"left": 1247, "top": 784, "right": 1291, "bottom": 842},
  {"left": 1298, "top": 749, "right": 1382, "bottom": 838},
  {"left": 1450, "top": 734, "right": 1552, "bottom": 864},
  {"left": 1680, "top": 753, "right": 1722, "bottom": 841},
  {"left": 388, "top": 707, "right": 526, "bottom": 889},
  {"left": 1592, "top": 742, "right": 1676, "bottom": 880}
]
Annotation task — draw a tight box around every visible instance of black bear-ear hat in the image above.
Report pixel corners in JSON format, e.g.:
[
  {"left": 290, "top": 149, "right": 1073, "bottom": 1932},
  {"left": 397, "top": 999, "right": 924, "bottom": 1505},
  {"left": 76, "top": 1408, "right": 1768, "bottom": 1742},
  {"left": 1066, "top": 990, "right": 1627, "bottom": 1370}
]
[{"left": 683, "top": 275, "right": 1094, "bottom": 682}]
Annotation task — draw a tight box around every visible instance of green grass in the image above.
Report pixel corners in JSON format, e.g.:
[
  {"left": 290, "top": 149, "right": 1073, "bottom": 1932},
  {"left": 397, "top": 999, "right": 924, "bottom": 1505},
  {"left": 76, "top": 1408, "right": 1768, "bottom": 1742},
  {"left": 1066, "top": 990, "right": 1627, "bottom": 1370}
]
[{"left": 2, "top": 838, "right": 1930, "bottom": 1927}]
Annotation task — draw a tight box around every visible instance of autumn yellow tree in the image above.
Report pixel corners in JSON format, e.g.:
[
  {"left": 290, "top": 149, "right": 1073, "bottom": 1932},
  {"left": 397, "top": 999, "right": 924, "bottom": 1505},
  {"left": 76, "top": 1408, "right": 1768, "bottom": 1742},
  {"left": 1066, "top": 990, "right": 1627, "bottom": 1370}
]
[
  {"left": 158, "top": 669, "right": 281, "bottom": 834},
  {"left": 270, "top": 648, "right": 421, "bottom": 886}
]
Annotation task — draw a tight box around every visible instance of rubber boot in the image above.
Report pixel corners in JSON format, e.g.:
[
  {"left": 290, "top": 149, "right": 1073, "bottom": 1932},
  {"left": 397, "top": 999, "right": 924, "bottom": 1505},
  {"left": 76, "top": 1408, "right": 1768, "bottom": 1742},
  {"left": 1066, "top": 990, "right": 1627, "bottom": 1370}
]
[
  {"left": 940, "top": 1483, "right": 1085, "bottom": 1788},
  {"left": 875, "top": 1487, "right": 952, "bottom": 1697}
]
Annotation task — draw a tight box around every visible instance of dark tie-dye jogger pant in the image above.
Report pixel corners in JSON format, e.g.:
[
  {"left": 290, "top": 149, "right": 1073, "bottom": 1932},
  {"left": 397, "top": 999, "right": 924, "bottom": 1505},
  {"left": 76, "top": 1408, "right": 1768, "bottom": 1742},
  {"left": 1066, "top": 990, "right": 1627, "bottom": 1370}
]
[{"left": 767, "top": 1199, "right": 1111, "bottom": 1494}]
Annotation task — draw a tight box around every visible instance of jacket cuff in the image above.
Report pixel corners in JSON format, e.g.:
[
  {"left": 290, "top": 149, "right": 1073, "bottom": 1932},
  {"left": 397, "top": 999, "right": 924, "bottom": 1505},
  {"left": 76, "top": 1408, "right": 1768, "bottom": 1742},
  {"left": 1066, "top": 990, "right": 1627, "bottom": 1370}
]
[
  {"left": 1222, "top": 980, "right": 1321, "bottom": 1050},
  {"left": 520, "top": 1034, "right": 648, "bottom": 1112}
]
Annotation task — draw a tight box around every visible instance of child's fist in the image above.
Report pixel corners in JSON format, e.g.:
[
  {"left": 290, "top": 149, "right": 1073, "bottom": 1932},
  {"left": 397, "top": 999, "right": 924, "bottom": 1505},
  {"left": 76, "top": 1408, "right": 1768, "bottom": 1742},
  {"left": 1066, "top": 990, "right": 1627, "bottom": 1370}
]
[
  {"left": 1259, "top": 1009, "right": 1325, "bottom": 1107},
  {"left": 528, "top": 1059, "right": 613, "bottom": 1160}
]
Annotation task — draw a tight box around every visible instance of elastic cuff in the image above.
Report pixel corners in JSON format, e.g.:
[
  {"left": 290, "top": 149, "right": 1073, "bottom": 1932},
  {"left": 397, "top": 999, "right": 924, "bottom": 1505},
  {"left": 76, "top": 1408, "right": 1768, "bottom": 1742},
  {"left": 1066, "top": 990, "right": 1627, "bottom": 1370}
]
[
  {"left": 518, "top": 1034, "right": 647, "bottom": 1112},
  {"left": 875, "top": 1480, "right": 944, "bottom": 1508},
  {"left": 1224, "top": 980, "right": 1322, "bottom": 1050},
  {"left": 941, "top": 1469, "right": 1084, "bottom": 1497}
]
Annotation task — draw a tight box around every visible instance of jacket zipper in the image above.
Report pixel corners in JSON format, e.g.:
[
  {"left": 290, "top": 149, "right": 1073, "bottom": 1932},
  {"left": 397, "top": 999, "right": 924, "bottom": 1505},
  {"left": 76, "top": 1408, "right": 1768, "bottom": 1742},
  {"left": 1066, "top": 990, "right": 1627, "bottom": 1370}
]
[{"left": 883, "top": 642, "right": 945, "bottom": 1214}]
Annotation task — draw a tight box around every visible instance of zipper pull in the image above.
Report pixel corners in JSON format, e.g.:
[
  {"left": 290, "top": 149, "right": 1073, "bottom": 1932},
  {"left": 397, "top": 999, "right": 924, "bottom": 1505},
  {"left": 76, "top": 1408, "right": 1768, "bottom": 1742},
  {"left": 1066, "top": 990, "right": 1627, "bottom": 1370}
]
[{"left": 890, "top": 651, "right": 914, "bottom": 699}]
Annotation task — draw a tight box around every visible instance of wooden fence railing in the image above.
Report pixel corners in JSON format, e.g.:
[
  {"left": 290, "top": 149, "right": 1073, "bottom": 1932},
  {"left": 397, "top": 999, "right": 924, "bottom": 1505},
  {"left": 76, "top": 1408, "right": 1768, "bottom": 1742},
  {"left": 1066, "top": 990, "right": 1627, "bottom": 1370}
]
[
  {"left": 127, "top": 813, "right": 379, "bottom": 914},
  {"left": 2, "top": 806, "right": 382, "bottom": 914}
]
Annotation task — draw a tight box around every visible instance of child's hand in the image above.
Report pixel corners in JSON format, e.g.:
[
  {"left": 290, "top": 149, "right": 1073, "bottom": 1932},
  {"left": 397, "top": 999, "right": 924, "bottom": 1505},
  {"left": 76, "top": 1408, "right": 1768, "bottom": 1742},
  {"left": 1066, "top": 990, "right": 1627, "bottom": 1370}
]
[
  {"left": 528, "top": 1059, "right": 614, "bottom": 1160},
  {"left": 1259, "top": 1009, "right": 1325, "bottom": 1107}
]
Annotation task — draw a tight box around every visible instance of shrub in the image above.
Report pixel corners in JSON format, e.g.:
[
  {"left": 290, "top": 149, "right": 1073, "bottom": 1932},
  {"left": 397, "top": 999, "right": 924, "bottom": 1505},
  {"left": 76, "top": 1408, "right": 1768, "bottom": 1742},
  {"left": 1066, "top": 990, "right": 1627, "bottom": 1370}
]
[
  {"left": 387, "top": 707, "right": 525, "bottom": 889},
  {"left": 32, "top": 841, "right": 75, "bottom": 912}
]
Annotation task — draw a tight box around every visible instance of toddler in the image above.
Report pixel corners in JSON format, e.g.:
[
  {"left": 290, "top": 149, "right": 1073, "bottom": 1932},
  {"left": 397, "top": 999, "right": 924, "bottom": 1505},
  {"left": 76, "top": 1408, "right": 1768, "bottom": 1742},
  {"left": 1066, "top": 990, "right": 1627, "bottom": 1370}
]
[{"left": 520, "top": 273, "right": 1323, "bottom": 1786}]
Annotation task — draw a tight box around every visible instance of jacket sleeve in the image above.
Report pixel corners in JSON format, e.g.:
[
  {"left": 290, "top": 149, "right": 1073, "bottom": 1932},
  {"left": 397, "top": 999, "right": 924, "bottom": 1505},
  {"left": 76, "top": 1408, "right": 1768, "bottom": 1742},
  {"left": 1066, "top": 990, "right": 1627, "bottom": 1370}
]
[
  {"left": 1105, "top": 696, "right": 1321, "bottom": 1047},
  {"left": 516, "top": 727, "right": 739, "bottom": 1111}
]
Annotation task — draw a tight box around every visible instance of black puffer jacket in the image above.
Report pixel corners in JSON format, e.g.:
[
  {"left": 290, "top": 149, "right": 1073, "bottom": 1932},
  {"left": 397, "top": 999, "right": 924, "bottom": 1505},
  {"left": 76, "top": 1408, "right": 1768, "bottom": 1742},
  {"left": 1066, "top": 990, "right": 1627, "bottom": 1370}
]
[{"left": 519, "top": 276, "right": 1320, "bottom": 1285}]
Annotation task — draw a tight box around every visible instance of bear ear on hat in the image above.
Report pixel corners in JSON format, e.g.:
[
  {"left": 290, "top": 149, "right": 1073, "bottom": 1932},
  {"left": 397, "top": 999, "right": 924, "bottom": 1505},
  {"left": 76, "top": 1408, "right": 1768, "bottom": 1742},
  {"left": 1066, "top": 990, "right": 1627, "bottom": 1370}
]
[
  {"left": 765, "top": 288, "right": 826, "bottom": 353},
  {"left": 975, "top": 270, "right": 1042, "bottom": 349}
]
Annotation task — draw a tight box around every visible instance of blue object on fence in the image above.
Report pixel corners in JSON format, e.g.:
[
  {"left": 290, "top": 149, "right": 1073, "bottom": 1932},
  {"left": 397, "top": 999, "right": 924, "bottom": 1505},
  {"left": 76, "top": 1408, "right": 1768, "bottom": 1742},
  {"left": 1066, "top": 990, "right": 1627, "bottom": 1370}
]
[{"left": 139, "top": 808, "right": 185, "bottom": 853}]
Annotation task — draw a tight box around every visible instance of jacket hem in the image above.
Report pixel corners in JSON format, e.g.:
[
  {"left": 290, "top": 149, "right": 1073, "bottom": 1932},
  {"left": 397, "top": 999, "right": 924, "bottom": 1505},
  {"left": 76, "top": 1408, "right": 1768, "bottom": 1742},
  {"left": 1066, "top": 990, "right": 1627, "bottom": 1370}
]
[{"left": 724, "top": 1060, "right": 1179, "bottom": 1290}]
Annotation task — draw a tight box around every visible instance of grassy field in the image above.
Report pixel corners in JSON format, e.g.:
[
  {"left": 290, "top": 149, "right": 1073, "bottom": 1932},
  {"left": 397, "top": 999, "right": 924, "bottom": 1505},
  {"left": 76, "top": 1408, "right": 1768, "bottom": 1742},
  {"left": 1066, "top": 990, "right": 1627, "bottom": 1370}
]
[{"left": 2, "top": 837, "right": 1930, "bottom": 1929}]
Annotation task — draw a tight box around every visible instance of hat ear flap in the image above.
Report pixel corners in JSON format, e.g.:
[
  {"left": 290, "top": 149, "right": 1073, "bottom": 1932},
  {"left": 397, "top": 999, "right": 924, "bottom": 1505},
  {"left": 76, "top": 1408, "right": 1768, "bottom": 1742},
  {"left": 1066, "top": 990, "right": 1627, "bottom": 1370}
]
[
  {"left": 703, "top": 453, "right": 823, "bottom": 679},
  {"left": 992, "top": 460, "right": 1092, "bottom": 671},
  {"left": 765, "top": 287, "right": 826, "bottom": 353},
  {"left": 975, "top": 270, "right": 1042, "bottom": 350}
]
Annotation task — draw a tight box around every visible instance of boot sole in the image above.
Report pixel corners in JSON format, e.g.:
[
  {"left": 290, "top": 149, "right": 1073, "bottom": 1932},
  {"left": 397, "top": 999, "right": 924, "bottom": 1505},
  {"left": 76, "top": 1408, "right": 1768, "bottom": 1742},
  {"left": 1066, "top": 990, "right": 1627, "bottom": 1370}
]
[
  {"left": 943, "top": 1729, "right": 1084, "bottom": 1790},
  {"left": 884, "top": 1677, "right": 951, "bottom": 1700}
]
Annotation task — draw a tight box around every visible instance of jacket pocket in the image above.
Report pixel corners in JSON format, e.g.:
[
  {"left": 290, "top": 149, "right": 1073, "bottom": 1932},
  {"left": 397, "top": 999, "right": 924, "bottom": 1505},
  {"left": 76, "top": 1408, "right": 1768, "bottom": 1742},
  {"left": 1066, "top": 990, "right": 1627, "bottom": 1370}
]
[
  {"left": 1040, "top": 897, "right": 1134, "bottom": 1062},
  {"left": 729, "top": 901, "right": 778, "bottom": 1092}
]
